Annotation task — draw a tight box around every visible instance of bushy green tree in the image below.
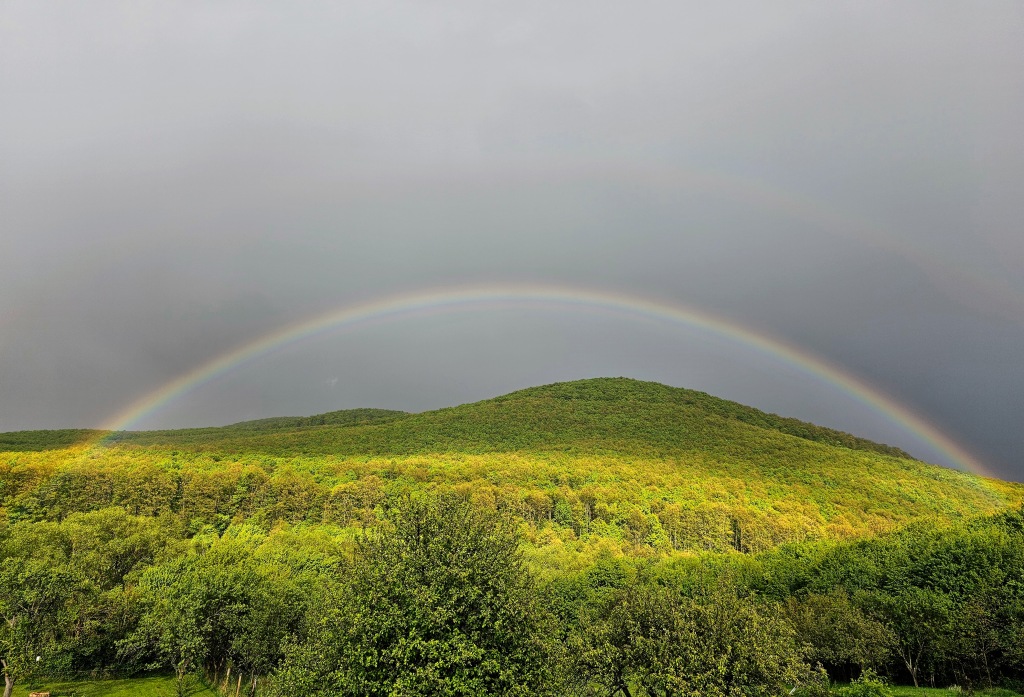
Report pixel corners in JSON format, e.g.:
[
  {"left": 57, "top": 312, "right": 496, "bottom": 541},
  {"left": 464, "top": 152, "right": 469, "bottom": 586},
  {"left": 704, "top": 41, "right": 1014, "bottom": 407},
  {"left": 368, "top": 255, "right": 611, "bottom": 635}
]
[
  {"left": 791, "top": 665, "right": 832, "bottom": 697},
  {"left": 568, "top": 580, "right": 806, "bottom": 697},
  {"left": 785, "top": 590, "right": 894, "bottom": 678},
  {"left": 271, "top": 493, "right": 552, "bottom": 696},
  {"left": 0, "top": 521, "right": 90, "bottom": 697},
  {"left": 834, "top": 668, "right": 893, "bottom": 697},
  {"left": 123, "top": 525, "right": 306, "bottom": 697}
]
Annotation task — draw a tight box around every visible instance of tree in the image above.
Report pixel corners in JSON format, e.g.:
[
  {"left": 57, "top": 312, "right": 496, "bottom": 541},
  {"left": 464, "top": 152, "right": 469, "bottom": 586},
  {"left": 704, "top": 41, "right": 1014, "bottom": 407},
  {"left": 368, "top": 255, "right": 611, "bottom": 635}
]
[
  {"left": 124, "top": 560, "right": 209, "bottom": 697},
  {"left": 568, "top": 580, "right": 807, "bottom": 697},
  {"left": 123, "top": 525, "right": 304, "bottom": 697},
  {"left": 785, "top": 590, "right": 894, "bottom": 679},
  {"left": 272, "top": 493, "right": 552, "bottom": 696},
  {"left": 866, "top": 587, "right": 949, "bottom": 688},
  {"left": 0, "top": 521, "right": 89, "bottom": 697}
]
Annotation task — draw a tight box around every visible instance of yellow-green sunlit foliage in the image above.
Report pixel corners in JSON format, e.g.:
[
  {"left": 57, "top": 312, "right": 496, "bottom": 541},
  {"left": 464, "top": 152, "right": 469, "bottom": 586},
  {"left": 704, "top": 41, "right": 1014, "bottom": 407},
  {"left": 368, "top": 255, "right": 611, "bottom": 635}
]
[{"left": 2, "top": 379, "right": 1019, "bottom": 573}]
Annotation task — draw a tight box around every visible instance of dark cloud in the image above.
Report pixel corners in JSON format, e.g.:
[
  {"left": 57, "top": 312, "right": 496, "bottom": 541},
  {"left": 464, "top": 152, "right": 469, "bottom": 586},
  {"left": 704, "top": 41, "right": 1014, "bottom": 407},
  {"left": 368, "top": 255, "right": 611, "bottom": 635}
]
[{"left": 1, "top": 1, "right": 1022, "bottom": 479}]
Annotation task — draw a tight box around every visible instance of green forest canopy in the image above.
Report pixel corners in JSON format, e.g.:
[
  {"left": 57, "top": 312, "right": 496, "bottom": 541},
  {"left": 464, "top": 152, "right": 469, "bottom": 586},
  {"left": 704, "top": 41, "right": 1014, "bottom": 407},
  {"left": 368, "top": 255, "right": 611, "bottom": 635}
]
[{"left": 2, "top": 378, "right": 1023, "bottom": 696}]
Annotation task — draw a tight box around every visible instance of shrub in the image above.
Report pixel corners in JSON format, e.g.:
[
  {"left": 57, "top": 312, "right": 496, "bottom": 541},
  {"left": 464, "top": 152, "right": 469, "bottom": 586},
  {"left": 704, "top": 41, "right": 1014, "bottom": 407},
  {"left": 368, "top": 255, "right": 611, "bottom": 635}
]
[{"left": 835, "top": 669, "right": 893, "bottom": 697}]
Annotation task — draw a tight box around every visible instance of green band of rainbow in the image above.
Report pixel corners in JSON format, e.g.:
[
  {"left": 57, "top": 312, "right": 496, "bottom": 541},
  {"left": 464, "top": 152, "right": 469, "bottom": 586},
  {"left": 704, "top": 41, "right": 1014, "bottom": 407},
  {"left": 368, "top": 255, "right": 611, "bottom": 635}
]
[{"left": 97, "top": 283, "right": 989, "bottom": 476}]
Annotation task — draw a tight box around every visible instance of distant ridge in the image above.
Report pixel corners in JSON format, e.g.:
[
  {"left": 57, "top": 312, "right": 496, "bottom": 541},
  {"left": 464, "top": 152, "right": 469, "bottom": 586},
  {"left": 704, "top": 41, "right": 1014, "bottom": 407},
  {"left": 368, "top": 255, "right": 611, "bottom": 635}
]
[
  {"left": 79, "top": 377, "right": 912, "bottom": 460},
  {"left": 224, "top": 407, "right": 409, "bottom": 431},
  {"left": 0, "top": 410, "right": 408, "bottom": 452},
  {"left": 0, "top": 428, "right": 103, "bottom": 452}
]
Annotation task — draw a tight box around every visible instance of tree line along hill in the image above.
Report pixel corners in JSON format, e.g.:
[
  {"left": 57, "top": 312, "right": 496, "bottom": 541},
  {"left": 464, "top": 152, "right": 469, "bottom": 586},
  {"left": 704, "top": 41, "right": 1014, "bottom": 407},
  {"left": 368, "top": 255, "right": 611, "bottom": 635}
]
[
  {"left": 2, "top": 378, "right": 1018, "bottom": 562},
  {"left": 2, "top": 377, "right": 1023, "bottom": 696}
]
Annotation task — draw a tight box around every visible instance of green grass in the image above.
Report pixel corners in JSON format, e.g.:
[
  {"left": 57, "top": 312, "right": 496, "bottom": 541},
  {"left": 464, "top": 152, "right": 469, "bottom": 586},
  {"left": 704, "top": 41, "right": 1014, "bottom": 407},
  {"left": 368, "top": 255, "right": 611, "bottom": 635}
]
[
  {"left": 22, "top": 678, "right": 1020, "bottom": 697},
  {"left": 890, "top": 687, "right": 1023, "bottom": 696},
  {"left": 18, "top": 675, "right": 217, "bottom": 697}
]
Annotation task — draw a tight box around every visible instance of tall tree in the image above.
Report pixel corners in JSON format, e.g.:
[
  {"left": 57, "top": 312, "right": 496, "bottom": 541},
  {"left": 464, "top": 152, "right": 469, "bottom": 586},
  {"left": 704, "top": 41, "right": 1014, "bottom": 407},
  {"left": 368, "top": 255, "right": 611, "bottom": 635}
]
[
  {"left": 0, "top": 522, "right": 88, "bottom": 697},
  {"left": 272, "top": 493, "right": 552, "bottom": 696}
]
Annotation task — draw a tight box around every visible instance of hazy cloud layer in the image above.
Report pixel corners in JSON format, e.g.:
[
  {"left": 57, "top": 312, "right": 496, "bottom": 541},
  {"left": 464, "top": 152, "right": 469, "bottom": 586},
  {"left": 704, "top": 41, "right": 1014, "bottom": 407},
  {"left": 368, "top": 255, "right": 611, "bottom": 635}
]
[{"left": 2, "top": 2, "right": 1022, "bottom": 478}]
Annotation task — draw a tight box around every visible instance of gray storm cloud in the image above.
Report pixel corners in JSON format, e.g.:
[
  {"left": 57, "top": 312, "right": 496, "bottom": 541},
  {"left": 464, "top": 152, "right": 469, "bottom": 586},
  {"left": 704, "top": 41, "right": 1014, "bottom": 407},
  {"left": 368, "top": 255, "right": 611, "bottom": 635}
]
[{"left": 1, "top": 1, "right": 1022, "bottom": 479}]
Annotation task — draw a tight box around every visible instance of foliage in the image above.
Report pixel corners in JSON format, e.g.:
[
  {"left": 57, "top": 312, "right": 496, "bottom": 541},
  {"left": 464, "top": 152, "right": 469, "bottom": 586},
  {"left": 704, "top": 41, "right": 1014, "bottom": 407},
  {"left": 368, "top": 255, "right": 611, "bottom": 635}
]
[
  {"left": 0, "top": 429, "right": 102, "bottom": 452},
  {"left": 786, "top": 590, "right": 895, "bottom": 676},
  {"left": 0, "top": 509, "right": 171, "bottom": 696},
  {"left": 1, "top": 379, "right": 1023, "bottom": 694},
  {"left": 2, "top": 380, "right": 1019, "bottom": 568},
  {"left": 566, "top": 579, "right": 806, "bottom": 696},
  {"left": 756, "top": 506, "right": 1024, "bottom": 689},
  {"left": 220, "top": 408, "right": 409, "bottom": 431},
  {"left": 120, "top": 525, "right": 337, "bottom": 696},
  {"left": 0, "top": 501, "right": 1022, "bottom": 695},
  {"left": 835, "top": 669, "right": 895, "bottom": 697},
  {"left": 96, "top": 379, "right": 914, "bottom": 458},
  {"left": 792, "top": 665, "right": 834, "bottom": 697},
  {"left": 270, "top": 493, "right": 551, "bottom": 696}
]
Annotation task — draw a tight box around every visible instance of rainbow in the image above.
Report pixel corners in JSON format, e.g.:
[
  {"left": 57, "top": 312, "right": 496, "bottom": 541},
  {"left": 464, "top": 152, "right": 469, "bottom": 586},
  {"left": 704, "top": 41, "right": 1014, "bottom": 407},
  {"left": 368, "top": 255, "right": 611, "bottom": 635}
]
[{"left": 94, "top": 283, "right": 991, "bottom": 476}]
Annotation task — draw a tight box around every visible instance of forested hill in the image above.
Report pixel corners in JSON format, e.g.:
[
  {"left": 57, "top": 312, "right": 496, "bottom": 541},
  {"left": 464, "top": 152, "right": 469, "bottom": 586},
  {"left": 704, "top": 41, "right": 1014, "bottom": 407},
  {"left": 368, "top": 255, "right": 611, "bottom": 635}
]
[
  {"left": 0, "top": 409, "right": 408, "bottom": 452},
  {"left": 2, "top": 378, "right": 1021, "bottom": 556},
  {"left": 224, "top": 407, "right": 409, "bottom": 431},
  {"left": 487, "top": 378, "right": 912, "bottom": 457},
  {"left": 98, "top": 377, "right": 909, "bottom": 457},
  {"left": 2, "top": 380, "right": 1023, "bottom": 695}
]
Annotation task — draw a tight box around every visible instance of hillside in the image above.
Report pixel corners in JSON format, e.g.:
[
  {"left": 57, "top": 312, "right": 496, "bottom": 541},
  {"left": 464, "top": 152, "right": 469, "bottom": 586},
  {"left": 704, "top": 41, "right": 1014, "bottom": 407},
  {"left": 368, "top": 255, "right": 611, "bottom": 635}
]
[
  {"left": 2, "top": 378, "right": 1020, "bottom": 562},
  {"left": 4, "top": 378, "right": 1024, "bottom": 694},
  {"left": 223, "top": 407, "right": 408, "bottom": 430},
  {"left": 102, "top": 378, "right": 911, "bottom": 457}
]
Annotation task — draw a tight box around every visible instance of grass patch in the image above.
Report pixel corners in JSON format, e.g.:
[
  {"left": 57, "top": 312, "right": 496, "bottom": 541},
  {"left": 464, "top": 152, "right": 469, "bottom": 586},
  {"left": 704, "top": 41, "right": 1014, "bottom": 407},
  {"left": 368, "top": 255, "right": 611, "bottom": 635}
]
[
  {"left": 890, "top": 687, "right": 1024, "bottom": 696},
  {"left": 18, "top": 675, "right": 217, "bottom": 697}
]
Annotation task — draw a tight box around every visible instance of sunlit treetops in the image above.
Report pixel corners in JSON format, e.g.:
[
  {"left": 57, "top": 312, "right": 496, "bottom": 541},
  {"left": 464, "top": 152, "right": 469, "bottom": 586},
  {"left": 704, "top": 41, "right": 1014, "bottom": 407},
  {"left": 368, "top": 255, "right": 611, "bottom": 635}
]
[{"left": 1, "top": 378, "right": 1020, "bottom": 562}]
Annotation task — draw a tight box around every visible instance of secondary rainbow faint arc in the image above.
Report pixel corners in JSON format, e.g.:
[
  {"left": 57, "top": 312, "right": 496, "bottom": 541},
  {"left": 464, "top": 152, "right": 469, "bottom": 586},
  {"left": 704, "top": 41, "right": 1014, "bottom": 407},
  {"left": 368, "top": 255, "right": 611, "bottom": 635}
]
[{"left": 97, "top": 284, "right": 990, "bottom": 476}]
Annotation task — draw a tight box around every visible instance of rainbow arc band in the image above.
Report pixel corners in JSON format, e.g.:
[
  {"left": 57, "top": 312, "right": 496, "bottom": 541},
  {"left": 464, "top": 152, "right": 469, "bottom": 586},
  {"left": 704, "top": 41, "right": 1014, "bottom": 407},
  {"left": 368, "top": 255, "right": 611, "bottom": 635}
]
[{"left": 93, "top": 284, "right": 989, "bottom": 477}]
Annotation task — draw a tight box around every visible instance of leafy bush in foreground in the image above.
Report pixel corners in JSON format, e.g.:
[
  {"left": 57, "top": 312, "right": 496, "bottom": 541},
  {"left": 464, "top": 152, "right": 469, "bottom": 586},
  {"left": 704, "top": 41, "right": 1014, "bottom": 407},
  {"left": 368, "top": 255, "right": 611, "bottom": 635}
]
[{"left": 270, "top": 494, "right": 551, "bottom": 697}]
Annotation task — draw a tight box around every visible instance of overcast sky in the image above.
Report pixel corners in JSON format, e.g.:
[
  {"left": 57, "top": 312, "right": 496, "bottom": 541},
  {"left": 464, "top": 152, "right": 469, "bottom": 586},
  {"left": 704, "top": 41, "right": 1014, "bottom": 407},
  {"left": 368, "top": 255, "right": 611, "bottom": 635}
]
[{"left": 2, "top": 2, "right": 1022, "bottom": 480}]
